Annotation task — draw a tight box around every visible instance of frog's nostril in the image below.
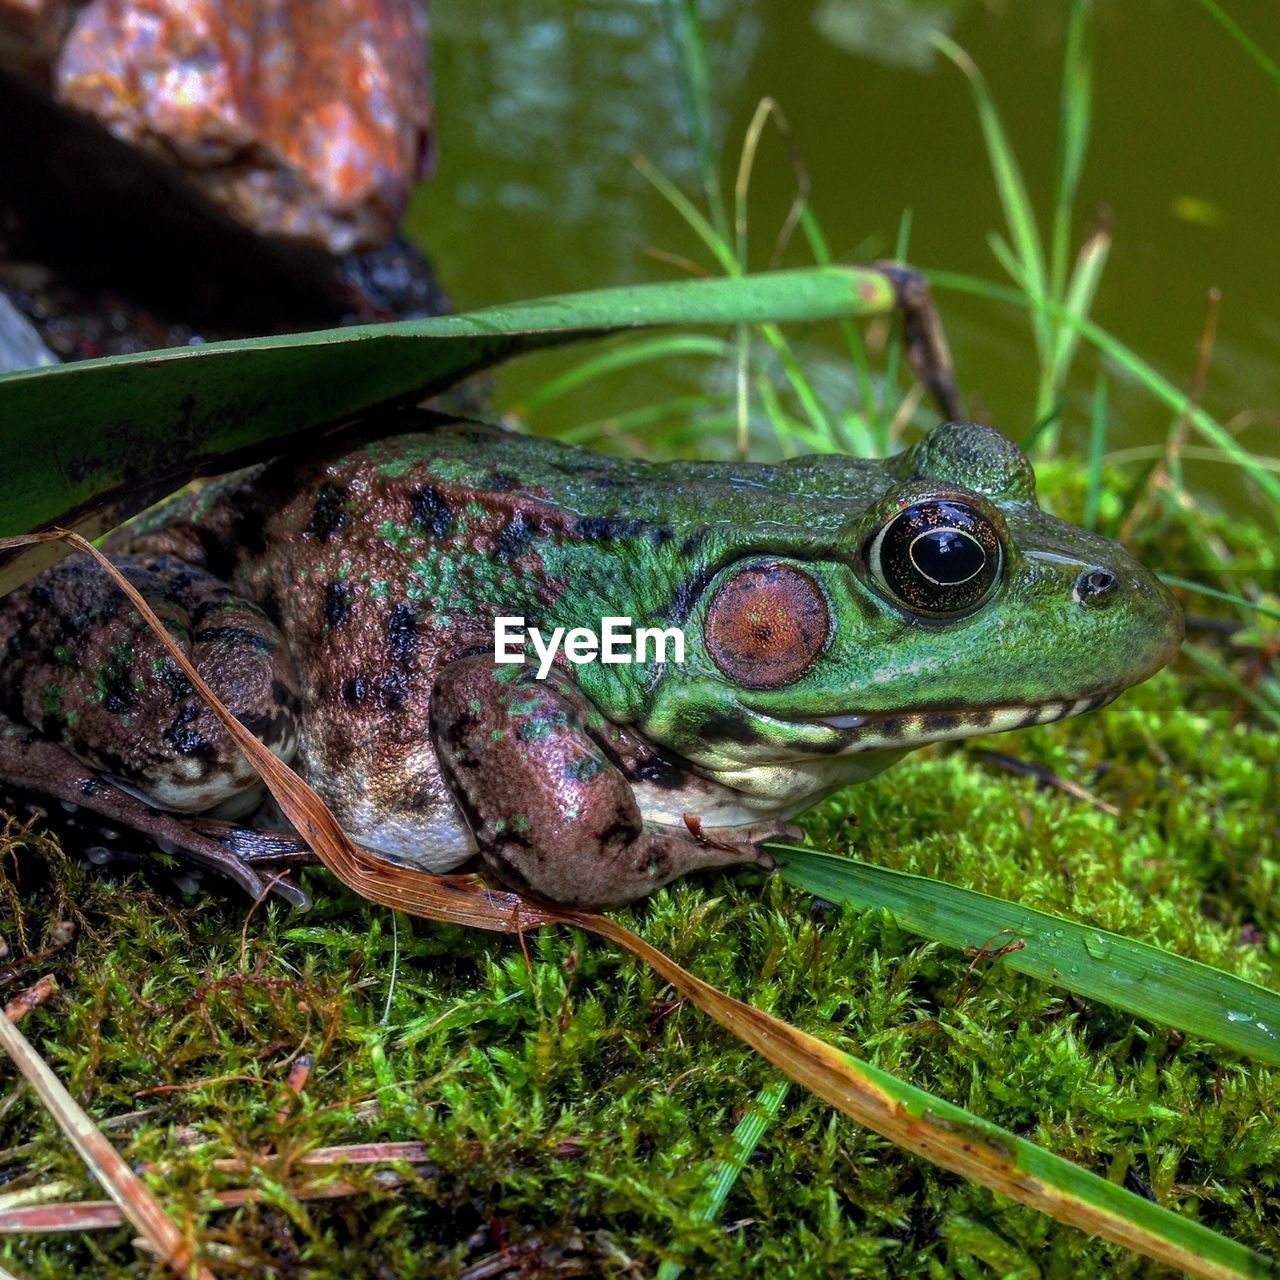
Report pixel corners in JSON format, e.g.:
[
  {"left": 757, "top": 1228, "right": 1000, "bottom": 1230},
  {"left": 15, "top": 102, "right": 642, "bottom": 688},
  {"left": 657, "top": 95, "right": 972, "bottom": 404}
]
[{"left": 1074, "top": 568, "right": 1119, "bottom": 606}]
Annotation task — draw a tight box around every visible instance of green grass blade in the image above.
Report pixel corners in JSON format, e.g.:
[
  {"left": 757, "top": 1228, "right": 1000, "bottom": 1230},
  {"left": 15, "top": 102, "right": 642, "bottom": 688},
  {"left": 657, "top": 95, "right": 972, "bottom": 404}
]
[
  {"left": 656, "top": 1078, "right": 790, "bottom": 1280},
  {"left": 1084, "top": 370, "right": 1108, "bottom": 530},
  {"left": 633, "top": 153, "right": 739, "bottom": 275},
  {"left": 1022, "top": 400, "right": 1066, "bottom": 452},
  {"left": 772, "top": 845, "right": 1280, "bottom": 1065},
  {"left": 1051, "top": 0, "right": 1093, "bottom": 300},
  {"left": 0, "top": 266, "right": 899, "bottom": 595},
  {"left": 554, "top": 393, "right": 724, "bottom": 446},
  {"left": 1159, "top": 574, "right": 1280, "bottom": 623},
  {"left": 880, "top": 208, "right": 913, "bottom": 421},
  {"left": 517, "top": 334, "right": 729, "bottom": 413},
  {"left": 1050, "top": 225, "right": 1110, "bottom": 397},
  {"left": 934, "top": 34, "right": 1050, "bottom": 360},
  {"left": 799, "top": 206, "right": 878, "bottom": 435},
  {"left": 1195, "top": 0, "right": 1280, "bottom": 89},
  {"left": 659, "top": 0, "right": 731, "bottom": 242}
]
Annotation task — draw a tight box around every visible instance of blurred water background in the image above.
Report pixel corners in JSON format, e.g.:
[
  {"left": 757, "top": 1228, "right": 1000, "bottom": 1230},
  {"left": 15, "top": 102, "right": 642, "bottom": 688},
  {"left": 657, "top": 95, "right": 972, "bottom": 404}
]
[{"left": 407, "top": 0, "right": 1280, "bottom": 520}]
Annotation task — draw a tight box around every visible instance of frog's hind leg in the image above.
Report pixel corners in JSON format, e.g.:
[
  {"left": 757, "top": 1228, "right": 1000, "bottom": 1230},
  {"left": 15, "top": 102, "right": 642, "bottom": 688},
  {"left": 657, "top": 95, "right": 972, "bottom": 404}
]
[
  {"left": 0, "top": 551, "right": 305, "bottom": 897},
  {"left": 0, "top": 718, "right": 308, "bottom": 904}
]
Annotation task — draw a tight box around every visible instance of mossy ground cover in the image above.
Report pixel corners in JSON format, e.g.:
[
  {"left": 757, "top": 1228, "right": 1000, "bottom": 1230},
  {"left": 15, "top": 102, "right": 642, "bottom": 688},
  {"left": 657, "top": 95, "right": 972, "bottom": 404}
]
[{"left": 0, "top": 468, "right": 1275, "bottom": 1278}]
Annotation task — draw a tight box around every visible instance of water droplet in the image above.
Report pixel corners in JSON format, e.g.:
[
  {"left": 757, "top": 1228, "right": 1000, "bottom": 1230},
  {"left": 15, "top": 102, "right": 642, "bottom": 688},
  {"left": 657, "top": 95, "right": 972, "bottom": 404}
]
[
  {"left": 1053, "top": 928, "right": 1065, "bottom": 938},
  {"left": 1226, "top": 1009, "right": 1255, "bottom": 1024},
  {"left": 1082, "top": 932, "right": 1113, "bottom": 960}
]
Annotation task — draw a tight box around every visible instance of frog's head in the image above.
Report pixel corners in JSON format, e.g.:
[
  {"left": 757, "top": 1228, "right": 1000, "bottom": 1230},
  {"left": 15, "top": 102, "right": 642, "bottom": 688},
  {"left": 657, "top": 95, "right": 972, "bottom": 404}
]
[{"left": 634, "top": 420, "right": 1183, "bottom": 809}]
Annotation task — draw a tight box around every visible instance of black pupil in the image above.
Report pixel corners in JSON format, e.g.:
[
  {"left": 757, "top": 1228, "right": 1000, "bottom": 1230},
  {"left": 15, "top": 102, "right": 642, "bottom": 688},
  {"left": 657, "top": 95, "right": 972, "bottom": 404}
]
[{"left": 912, "top": 529, "right": 984, "bottom": 585}]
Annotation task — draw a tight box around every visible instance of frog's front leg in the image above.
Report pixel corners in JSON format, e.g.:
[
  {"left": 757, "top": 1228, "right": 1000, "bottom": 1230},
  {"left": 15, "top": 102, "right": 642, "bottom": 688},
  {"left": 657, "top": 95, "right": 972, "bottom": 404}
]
[{"left": 430, "top": 657, "right": 777, "bottom": 909}]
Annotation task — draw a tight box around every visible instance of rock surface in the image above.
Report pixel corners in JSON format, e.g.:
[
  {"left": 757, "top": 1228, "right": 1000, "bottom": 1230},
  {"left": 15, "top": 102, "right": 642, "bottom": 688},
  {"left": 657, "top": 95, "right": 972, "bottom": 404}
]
[{"left": 0, "top": 0, "right": 432, "bottom": 253}]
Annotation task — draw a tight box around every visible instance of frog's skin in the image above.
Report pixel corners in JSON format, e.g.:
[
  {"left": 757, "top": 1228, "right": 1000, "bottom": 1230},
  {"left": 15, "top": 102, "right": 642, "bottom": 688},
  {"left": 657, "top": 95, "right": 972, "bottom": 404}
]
[{"left": 0, "top": 414, "right": 1183, "bottom": 908}]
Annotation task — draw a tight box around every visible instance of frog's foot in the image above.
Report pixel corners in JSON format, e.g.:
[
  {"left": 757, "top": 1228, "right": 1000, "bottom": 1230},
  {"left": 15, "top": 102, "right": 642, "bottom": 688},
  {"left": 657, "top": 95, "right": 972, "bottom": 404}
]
[
  {"left": 431, "top": 657, "right": 777, "bottom": 910},
  {"left": 0, "top": 720, "right": 309, "bottom": 906}
]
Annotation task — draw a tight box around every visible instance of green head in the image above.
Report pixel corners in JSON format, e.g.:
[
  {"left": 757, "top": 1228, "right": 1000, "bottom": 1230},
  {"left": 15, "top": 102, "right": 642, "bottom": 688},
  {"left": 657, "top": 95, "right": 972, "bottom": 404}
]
[{"left": 603, "top": 420, "right": 1183, "bottom": 811}]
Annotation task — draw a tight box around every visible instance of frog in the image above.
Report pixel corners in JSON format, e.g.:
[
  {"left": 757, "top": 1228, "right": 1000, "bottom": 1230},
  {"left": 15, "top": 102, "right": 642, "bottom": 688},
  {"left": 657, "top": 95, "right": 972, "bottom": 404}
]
[{"left": 0, "top": 411, "right": 1183, "bottom": 909}]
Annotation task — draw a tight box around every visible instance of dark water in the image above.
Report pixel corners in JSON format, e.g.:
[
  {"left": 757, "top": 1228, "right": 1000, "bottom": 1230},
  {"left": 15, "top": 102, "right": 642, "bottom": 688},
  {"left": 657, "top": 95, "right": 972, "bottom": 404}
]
[{"left": 408, "top": 1, "right": 1279, "bottom": 517}]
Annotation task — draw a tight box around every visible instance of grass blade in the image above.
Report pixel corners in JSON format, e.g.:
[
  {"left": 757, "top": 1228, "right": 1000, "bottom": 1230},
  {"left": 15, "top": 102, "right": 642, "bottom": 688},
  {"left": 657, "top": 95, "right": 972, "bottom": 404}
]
[
  {"left": 659, "top": 0, "right": 731, "bottom": 242},
  {"left": 1051, "top": 0, "right": 1093, "bottom": 300},
  {"left": 657, "top": 1078, "right": 790, "bottom": 1280},
  {"left": 934, "top": 34, "right": 1050, "bottom": 361},
  {"left": 1195, "top": 0, "right": 1280, "bottom": 89},
  {"left": 773, "top": 845, "right": 1280, "bottom": 1065},
  {"left": 1051, "top": 224, "right": 1110, "bottom": 397},
  {"left": 517, "top": 334, "right": 729, "bottom": 414},
  {"left": 589, "top": 913, "right": 1273, "bottom": 1280},
  {"left": 1084, "top": 370, "right": 1108, "bottom": 530},
  {"left": 0, "top": 1008, "right": 215, "bottom": 1278},
  {"left": 633, "top": 153, "right": 739, "bottom": 275},
  {"left": 1181, "top": 643, "right": 1280, "bottom": 728},
  {"left": 1160, "top": 574, "right": 1280, "bottom": 623}
]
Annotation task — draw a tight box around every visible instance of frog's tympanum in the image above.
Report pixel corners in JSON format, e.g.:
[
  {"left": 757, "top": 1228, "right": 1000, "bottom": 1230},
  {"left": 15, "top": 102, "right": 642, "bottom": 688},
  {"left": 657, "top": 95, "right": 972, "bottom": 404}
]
[{"left": 0, "top": 416, "right": 1183, "bottom": 908}]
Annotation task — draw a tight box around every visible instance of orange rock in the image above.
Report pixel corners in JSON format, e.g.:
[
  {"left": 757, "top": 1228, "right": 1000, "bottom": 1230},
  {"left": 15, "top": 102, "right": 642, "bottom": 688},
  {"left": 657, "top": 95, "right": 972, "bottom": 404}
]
[{"left": 46, "top": 0, "right": 432, "bottom": 253}]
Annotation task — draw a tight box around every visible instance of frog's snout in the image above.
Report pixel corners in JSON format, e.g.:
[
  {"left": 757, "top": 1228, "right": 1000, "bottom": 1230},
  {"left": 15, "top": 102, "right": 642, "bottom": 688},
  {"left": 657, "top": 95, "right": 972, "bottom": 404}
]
[{"left": 1068, "top": 555, "right": 1185, "bottom": 676}]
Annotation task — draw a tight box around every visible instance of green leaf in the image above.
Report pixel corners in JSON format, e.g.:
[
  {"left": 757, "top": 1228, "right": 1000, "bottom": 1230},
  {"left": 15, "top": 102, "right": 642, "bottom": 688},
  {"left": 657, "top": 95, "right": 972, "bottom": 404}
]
[
  {"left": 773, "top": 845, "right": 1280, "bottom": 1065},
  {"left": 0, "top": 267, "right": 898, "bottom": 595}
]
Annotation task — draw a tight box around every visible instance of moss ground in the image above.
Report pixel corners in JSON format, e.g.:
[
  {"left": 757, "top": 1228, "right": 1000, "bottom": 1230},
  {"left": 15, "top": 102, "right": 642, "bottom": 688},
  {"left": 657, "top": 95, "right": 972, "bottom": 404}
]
[{"left": 0, "top": 477, "right": 1275, "bottom": 1278}]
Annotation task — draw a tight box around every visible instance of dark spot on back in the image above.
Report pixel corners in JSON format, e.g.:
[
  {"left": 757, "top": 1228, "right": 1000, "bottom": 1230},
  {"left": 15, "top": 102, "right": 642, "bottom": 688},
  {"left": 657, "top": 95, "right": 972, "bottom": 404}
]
[
  {"left": 304, "top": 483, "right": 348, "bottom": 542},
  {"left": 98, "top": 655, "right": 136, "bottom": 715},
  {"left": 924, "top": 712, "right": 961, "bottom": 734},
  {"left": 632, "top": 755, "right": 686, "bottom": 789},
  {"left": 572, "top": 516, "right": 650, "bottom": 542},
  {"left": 385, "top": 602, "right": 418, "bottom": 664},
  {"left": 343, "top": 676, "right": 368, "bottom": 704},
  {"left": 323, "top": 582, "right": 353, "bottom": 630},
  {"left": 493, "top": 512, "right": 535, "bottom": 563},
  {"left": 155, "top": 660, "right": 194, "bottom": 703},
  {"left": 410, "top": 485, "right": 454, "bottom": 537},
  {"left": 488, "top": 471, "right": 519, "bottom": 491}
]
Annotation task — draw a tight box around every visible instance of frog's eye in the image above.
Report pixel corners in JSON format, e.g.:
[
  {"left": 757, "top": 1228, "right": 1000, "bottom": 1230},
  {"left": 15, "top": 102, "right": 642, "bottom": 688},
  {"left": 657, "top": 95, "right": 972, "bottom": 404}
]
[
  {"left": 704, "top": 562, "right": 830, "bottom": 689},
  {"left": 866, "top": 499, "right": 1002, "bottom": 617}
]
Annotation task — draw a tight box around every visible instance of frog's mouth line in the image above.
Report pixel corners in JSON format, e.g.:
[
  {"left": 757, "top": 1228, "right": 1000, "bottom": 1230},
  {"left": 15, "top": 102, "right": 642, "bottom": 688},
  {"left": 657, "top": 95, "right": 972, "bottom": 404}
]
[{"left": 791, "top": 690, "right": 1119, "bottom": 749}]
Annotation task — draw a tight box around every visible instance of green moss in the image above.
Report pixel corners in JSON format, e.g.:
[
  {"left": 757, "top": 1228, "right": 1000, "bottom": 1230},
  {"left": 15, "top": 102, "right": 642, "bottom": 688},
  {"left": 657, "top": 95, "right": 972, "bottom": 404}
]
[{"left": 0, "top": 491, "right": 1275, "bottom": 1278}]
